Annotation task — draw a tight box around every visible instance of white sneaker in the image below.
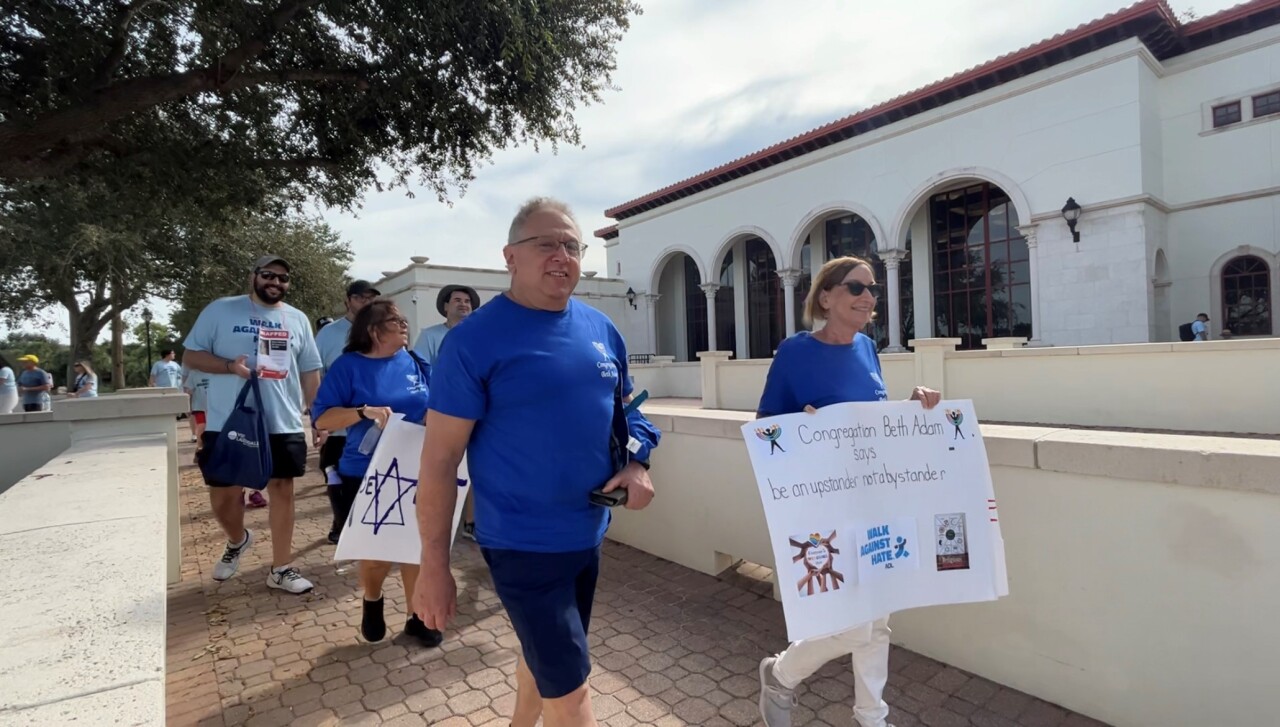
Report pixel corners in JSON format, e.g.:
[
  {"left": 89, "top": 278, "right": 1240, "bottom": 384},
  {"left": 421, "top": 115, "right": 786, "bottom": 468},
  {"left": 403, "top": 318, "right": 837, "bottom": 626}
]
[
  {"left": 759, "top": 656, "right": 796, "bottom": 727},
  {"left": 212, "top": 529, "right": 253, "bottom": 581},
  {"left": 267, "top": 566, "right": 314, "bottom": 594}
]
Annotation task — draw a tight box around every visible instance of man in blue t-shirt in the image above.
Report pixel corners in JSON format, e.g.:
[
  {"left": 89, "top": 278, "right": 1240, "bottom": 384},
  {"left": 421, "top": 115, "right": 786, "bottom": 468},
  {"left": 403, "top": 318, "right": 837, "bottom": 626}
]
[
  {"left": 313, "top": 279, "right": 379, "bottom": 542},
  {"left": 182, "top": 255, "right": 323, "bottom": 595},
  {"left": 16, "top": 355, "right": 52, "bottom": 412},
  {"left": 149, "top": 350, "right": 183, "bottom": 388},
  {"left": 415, "top": 198, "right": 660, "bottom": 727},
  {"left": 412, "top": 283, "right": 479, "bottom": 368},
  {"left": 1192, "top": 313, "right": 1210, "bottom": 341}
]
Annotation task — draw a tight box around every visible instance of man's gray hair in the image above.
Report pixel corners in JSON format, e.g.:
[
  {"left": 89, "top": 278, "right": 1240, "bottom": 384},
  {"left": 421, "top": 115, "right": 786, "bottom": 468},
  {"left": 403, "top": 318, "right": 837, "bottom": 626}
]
[{"left": 507, "top": 197, "right": 579, "bottom": 245}]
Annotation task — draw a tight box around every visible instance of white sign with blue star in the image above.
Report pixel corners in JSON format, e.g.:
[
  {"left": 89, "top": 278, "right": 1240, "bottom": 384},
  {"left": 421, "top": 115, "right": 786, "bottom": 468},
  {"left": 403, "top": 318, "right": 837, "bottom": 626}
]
[{"left": 335, "top": 417, "right": 470, "bottom": 565}]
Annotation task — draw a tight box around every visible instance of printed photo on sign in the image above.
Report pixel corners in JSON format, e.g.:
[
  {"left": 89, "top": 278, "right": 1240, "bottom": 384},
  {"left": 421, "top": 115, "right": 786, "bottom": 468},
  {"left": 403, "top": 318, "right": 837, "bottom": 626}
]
[
  {"left": 256, "top": 328, "right": 292, "bottom": 380},
  {"left": 857, "top": 517, "right": 919, "bottom": 581},
  {"left": 935, "top": 513, "right": 970, "bottom": 571},
  {"left": 789, "top": 530, "right": 847, "bottom": 597}
]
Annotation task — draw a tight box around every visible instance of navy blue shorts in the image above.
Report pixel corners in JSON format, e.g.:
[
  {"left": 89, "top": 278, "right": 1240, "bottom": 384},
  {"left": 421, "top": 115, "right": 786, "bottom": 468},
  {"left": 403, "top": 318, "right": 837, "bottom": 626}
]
[{"left": 482, "top": 546, "right": 600, "bottom": 699}]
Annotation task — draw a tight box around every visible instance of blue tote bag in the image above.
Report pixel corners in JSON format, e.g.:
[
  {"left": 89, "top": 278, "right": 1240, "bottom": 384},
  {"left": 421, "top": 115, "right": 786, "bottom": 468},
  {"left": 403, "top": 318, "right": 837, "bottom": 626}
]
[{"left": 205, "top": 374, "right": 273, "bottom": 490}]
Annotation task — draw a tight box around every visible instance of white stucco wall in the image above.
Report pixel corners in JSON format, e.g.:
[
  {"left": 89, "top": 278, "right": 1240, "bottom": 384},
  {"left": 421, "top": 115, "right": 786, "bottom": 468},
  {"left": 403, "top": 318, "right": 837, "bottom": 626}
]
[{"left": 606, "top": 25, "right": 1280, "bottom": 352}]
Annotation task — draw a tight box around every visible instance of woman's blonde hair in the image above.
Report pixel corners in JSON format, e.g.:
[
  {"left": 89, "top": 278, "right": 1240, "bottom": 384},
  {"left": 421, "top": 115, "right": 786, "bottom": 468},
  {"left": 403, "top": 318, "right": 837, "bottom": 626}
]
[
  {"left": 802, "top": 256, "right": 877, "bottom": 327},
  {"left": 74, "top": 360, "right": 95, "bottom": 375}
]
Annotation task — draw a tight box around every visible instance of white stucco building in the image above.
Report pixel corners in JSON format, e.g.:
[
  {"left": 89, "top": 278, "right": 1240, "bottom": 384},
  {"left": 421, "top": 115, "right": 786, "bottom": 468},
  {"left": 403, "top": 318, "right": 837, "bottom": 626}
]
[{"left": 597, "top": 0, "right": 1280, "bottom": 360}]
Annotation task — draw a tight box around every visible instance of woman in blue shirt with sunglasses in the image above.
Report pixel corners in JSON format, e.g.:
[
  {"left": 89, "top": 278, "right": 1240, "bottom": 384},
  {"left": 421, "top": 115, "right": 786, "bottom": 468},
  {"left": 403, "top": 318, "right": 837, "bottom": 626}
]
[
  {"left": 757, "top": 256, "right": 940, "bottom": 727},
  {"left": 312, "top": 299, "right": 442, "bottom": 648}
]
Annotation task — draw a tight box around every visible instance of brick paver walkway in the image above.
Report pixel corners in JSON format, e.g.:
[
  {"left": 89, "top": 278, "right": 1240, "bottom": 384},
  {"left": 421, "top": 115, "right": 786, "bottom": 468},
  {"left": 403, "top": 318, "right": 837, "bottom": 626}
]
[{"left": 166, "top": 443, "right": 1105, "bottom": 727}]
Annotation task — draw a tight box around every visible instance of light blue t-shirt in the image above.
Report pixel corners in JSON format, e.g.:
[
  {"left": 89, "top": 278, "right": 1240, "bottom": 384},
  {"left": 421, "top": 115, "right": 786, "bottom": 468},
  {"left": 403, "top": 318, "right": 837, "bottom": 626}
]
[
  {"left": 315, "top": 316, "right": 354, "bottom": 437},
  {"left": 757, "top": 332, "right": 887, "bottom": 417},
  {"left": 312, "top": 349, "right": 431, "bottom": 479},
  {"left": 183, "top": 295, "right": 322, "bottom": 434},
  {"left": 412, "top": 323, "right": 453, "bottom": 368},
  {"left": 0, "top": 367, "right": 15, "bottom": 394},
  {"left": 1192, "top": 320, "right": 1208, "bottom": 341},
  {"left": 18, "top": 368, "right": 48, "bottom": 407},
  {"left": 429, "top": 295, "right": 660, "bottom": 553},
  {"left": 73, "top": 372, "right": 98, "bottom": 398},
  {"left": 181, "top": 366, "right": 209, "bottom": 411},
  {"left": 151, "top": 359, "right": 182, "bottom": 388}
]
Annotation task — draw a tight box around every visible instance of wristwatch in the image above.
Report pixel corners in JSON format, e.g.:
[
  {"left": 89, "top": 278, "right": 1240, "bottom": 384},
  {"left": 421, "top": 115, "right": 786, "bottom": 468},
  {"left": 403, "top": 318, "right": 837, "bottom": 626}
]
[{"left": 356, "top": 405, "right": 368, "bottom": 420}]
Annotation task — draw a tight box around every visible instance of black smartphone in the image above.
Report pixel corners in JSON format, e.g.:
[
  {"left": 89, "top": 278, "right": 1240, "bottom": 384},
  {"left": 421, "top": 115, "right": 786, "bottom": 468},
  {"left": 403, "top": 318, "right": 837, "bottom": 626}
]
[{"left": 589, "top": 487, "right": 628, "bottom": 508}]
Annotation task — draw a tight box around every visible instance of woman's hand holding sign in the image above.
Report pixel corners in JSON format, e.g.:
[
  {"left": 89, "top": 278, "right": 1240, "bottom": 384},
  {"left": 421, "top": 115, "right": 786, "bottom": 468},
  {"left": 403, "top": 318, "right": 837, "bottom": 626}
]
[{"left": 910, "top": 386, "right": 941, "bottom": 409}]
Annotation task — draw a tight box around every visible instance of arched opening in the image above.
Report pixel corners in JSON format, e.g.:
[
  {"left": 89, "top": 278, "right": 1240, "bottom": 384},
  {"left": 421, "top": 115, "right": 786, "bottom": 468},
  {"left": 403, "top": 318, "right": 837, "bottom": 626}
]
[
  {"left": 744, "top": 237, "right": 784, "bottom": 357},
  {"left": 1221, "top": 255, "right": 1272, "bottom": 336},
  {"left": 652, "top": 251, "right": 707, "bottom": 361},
  {"left": 928, "top": 182, "right": 1031, "bottom": 349},
  {"left": 792, "top": 211, "right": 888, "bottom": 348}
]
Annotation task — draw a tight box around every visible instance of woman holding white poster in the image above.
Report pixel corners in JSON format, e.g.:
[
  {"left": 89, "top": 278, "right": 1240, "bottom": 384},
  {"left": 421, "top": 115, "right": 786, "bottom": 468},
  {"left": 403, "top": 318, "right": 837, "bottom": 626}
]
[
  {"left": 756, "top": 256, "right": 940, "bottom": 727},
  {"left": 311, "top": 299, "right": 443, "bottom": 648}
]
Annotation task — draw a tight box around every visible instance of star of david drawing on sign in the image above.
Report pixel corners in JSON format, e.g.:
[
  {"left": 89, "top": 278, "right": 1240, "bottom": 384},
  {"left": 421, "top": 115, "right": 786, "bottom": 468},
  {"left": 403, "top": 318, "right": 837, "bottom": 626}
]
[{"left": 352, "top": 457, "right": 419, "bottom": 534}]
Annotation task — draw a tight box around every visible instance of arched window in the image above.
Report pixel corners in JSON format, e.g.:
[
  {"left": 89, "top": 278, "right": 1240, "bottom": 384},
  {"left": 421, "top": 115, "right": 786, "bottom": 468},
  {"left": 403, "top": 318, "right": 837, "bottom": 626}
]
[{"left": 1221, "top": 256, "right": 1272, "bottom": 336}]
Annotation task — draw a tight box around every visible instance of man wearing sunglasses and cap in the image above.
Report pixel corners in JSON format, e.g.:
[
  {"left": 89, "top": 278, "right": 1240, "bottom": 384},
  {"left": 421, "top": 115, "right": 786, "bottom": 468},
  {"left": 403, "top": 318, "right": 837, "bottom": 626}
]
[
  {"left": 314, "top": 279, "right": 380, "bottom": 543},
  {"left": 412, "top": 284, "right": 480, "bottom": 368},
  {"left": 182, "top": 255, "right": 324, "bottom": 595}
]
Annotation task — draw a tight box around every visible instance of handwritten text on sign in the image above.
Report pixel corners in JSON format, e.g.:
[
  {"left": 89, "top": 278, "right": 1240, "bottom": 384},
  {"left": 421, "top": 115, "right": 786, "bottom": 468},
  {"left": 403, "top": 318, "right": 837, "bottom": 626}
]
[{"left": 743, "top": 400, "right": 1008, "bottom": 643}]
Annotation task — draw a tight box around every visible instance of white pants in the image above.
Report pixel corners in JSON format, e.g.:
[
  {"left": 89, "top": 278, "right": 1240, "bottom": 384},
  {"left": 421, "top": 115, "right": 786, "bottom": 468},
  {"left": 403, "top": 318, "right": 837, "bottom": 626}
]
[
  {"left": 0, "top": 391, "right": 17, "bottom": 414},
  {"left": 772, "top": 616, "right": 892, "bottom": 727}
]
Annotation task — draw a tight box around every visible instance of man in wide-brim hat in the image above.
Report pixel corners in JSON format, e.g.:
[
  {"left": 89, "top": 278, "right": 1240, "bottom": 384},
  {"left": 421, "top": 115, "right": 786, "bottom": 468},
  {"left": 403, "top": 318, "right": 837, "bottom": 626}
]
[{"left": 412, "top": 284, "right": 480, "bottom": 368}]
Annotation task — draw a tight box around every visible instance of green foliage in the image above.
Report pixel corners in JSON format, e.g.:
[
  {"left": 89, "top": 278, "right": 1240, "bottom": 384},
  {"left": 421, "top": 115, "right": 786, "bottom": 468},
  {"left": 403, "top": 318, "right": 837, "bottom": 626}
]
[
  {"left": 169, "top": 215, "right": 353, "bottom": 341},
  {"left": 0, "top": 0, "right": 641, "bottom": 210}
]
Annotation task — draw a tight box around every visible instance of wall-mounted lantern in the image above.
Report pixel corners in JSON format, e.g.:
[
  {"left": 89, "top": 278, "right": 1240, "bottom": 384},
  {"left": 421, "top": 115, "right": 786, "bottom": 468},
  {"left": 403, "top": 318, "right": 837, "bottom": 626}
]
[
  {"left": 625, "top": 287, "right": 637, "bottom": 310},
  {"left": 1061, "top": 197, "right": 1082, "bottom": 243}
]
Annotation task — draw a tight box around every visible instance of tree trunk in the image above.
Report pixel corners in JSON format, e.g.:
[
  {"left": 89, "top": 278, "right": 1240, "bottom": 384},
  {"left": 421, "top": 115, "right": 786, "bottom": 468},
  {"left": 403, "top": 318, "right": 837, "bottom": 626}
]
[{"left": 112, "top": 309, "right": 126, "bottom": 389}]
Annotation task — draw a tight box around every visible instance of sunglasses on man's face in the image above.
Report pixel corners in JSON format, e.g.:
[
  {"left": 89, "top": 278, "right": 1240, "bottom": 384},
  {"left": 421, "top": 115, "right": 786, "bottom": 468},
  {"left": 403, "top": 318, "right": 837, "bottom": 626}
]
[
  {"left": 838, "top": 281, "right": 881, "bottom": 298},
  {"left": 257, "top": 270, "right": 291, "bottom": 284}
]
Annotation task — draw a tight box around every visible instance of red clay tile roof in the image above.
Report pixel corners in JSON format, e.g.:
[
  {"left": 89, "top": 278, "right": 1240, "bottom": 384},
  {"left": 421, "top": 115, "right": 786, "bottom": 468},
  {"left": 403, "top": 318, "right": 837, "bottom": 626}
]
[{"left": 604, "top": 0, "right": 1280, "bottom": 222}]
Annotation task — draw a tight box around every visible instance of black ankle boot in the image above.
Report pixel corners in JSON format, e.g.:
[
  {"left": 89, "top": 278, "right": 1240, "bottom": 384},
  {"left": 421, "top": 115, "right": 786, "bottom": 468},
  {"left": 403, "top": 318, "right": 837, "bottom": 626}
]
[
  {"left": 361, "top": 597, "right": 386, "bottom": 642},
  {"left": 405, "top": 613, "right": 443, "bottom": 648}
]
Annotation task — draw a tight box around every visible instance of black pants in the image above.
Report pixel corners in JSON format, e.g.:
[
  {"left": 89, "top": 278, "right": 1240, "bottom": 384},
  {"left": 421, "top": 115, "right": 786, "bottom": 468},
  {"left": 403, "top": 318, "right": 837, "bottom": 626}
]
[
  {"left": 22, "top": 403, "right": 43, "bottom": 412},
  {"left": 329, "top": 474, "right": 363, "bottom": 536}
]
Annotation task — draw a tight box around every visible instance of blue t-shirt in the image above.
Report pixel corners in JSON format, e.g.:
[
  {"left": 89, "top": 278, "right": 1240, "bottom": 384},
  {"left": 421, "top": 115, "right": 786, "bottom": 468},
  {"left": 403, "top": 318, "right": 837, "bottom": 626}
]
[
  {"left": 311, "top": 349, "right": 431, "bottom": 478},
  {"left": 1192, "top": 320, "right": 1208, "bottom": 341},
  {"left": 183, "top": 295, "right": 322, "bottom": 434},
  {"left": 430, "top": 295, "right": 654, "bottom": 553},
  {"left": 151, "top": 360, "right": 183, "bottom": 388},
  {"left": 315, "top": 316, "right": 354, "bottom": 436},
  {"left": 757, "top": 332, "right": 888, "bottom": 417},
  {"left": 412, "top": 323, "right": 452, "bottom": 368},
  {"left": 18, "top": 368, "right": 48, "bottom": 407},
  {"left": 0, "top": 366, "right": 15, "bottom": 394}
]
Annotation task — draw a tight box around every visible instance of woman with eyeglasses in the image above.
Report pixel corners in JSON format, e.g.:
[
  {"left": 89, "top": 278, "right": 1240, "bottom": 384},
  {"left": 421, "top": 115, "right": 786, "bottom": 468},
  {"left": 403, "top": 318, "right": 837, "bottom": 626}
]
[
  {"left": 756, "top": 256, "right": 940, "bottom": 727},
  {"left": 311, "top": 299, "right": 443, "bottom": 648}
]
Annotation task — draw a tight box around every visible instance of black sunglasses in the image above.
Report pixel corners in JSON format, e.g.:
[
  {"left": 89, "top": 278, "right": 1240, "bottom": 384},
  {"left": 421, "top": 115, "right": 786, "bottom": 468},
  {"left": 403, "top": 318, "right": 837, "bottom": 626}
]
[
  {"left": 257, "top": 270, "right": 291, "bottom": 284},
  {"left": 838, "top": 281, "right": 881, "bottom": 297}
]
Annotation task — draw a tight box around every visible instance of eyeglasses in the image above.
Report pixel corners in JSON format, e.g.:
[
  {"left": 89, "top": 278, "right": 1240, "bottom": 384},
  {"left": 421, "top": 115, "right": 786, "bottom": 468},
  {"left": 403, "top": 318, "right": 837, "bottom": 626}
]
[
  {"left": 257, "top": 270, "right": 292, "bottom": 284},
  {"left": 510, "top": 236, "right": 587, "bottom": 259},
  {"left": 380, "top": 316, "right": 409, "bottom": 329},
  {"left": 838, "top": 281, "right": 881, "bottom": 298}
]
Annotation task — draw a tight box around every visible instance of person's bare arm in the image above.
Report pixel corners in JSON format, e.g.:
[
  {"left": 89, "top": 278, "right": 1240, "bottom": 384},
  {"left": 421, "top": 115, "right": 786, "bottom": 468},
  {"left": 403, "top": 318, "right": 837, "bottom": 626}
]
[
  {"left": 300, "top": 369, "right": 320, "bottom": 412},
  {"left": 184, "top": 350, "right": 250, "bottom": 378},
  {"left": 414, "top": 410, "right": 475, "bottom": 630}
]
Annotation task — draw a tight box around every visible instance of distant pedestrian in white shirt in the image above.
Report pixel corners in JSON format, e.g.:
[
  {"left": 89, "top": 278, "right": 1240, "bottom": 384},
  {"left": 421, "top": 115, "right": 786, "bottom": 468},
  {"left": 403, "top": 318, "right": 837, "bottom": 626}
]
[{"left": 412, "top": 284, "right": 480, "bottom": 368}]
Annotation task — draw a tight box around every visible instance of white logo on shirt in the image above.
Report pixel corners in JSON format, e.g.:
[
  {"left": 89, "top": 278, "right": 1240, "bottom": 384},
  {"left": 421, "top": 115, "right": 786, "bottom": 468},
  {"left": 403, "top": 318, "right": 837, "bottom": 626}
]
[
  {"left": 592, "top": 341, "right": 618, "bottom": 379},
  {"left": 405, "top": 374, "right": 427, "bottom": 393}
]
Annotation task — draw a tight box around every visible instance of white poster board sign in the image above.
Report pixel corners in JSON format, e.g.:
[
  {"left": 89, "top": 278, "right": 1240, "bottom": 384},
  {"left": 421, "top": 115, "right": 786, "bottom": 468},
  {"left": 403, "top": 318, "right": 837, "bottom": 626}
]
[
  {"left": 335, "top": 417, "right": 469, "bottom": 564},
  {"left": 742, "top": 400, "right": 1008, "bottom": 642}
]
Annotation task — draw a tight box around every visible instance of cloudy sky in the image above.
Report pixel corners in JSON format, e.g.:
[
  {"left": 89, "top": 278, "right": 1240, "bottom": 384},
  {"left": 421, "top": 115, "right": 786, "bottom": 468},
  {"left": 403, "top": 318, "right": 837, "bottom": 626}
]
[
  {"left": 328, "top": 0, "right": 1232, "bottom": 283},
  {"left": 7, "top": 0, "right": 1237, "bottom": 341}
]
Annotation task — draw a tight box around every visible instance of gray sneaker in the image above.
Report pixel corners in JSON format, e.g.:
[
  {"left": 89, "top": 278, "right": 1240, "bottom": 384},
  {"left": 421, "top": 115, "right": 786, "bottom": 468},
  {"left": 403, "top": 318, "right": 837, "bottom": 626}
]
[
  {"left": 759, "top": 656, "right": 796, "bottom": 727},
  {"left": 212, "top": 529, "right": 253, "bottom": 581}
]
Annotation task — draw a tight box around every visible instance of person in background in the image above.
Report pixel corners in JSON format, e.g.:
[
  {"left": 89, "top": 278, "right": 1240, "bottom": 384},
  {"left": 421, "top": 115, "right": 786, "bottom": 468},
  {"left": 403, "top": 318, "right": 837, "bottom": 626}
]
[
  {"left": 182, "top": 365, "right": 209, "bottom": 446},
  {"left": 1192, "top": 313, "right": 1210, "bottom": 342},
  {"left": 756, "top": 256, "right": 941, "bottom": 727},
  {"left": 182, "top": 255, "right": 323, "bottom": 595},
  {"left": 415, "top": 198, "right": 660, "bottom": 727},
  {"left": 413, "top": 283, "right": 481, "bottom": 539},
  {"left": 314, "top": 280, "right": 380, "bottom": 543},
  {"left": 16, "top": 355, "right": 52, "bottom": 412},
  {"left": 311, "top": 299, "right": 443, "bottom": 647},
  {"left": 68, "top": 361, "right": 98, "bottom": 398},
  {"left": 150, "top": 349, "right": 183, "bottom": 388},
  {"left": 0, "top": 354, "right": 18, "bottom": 414}
]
